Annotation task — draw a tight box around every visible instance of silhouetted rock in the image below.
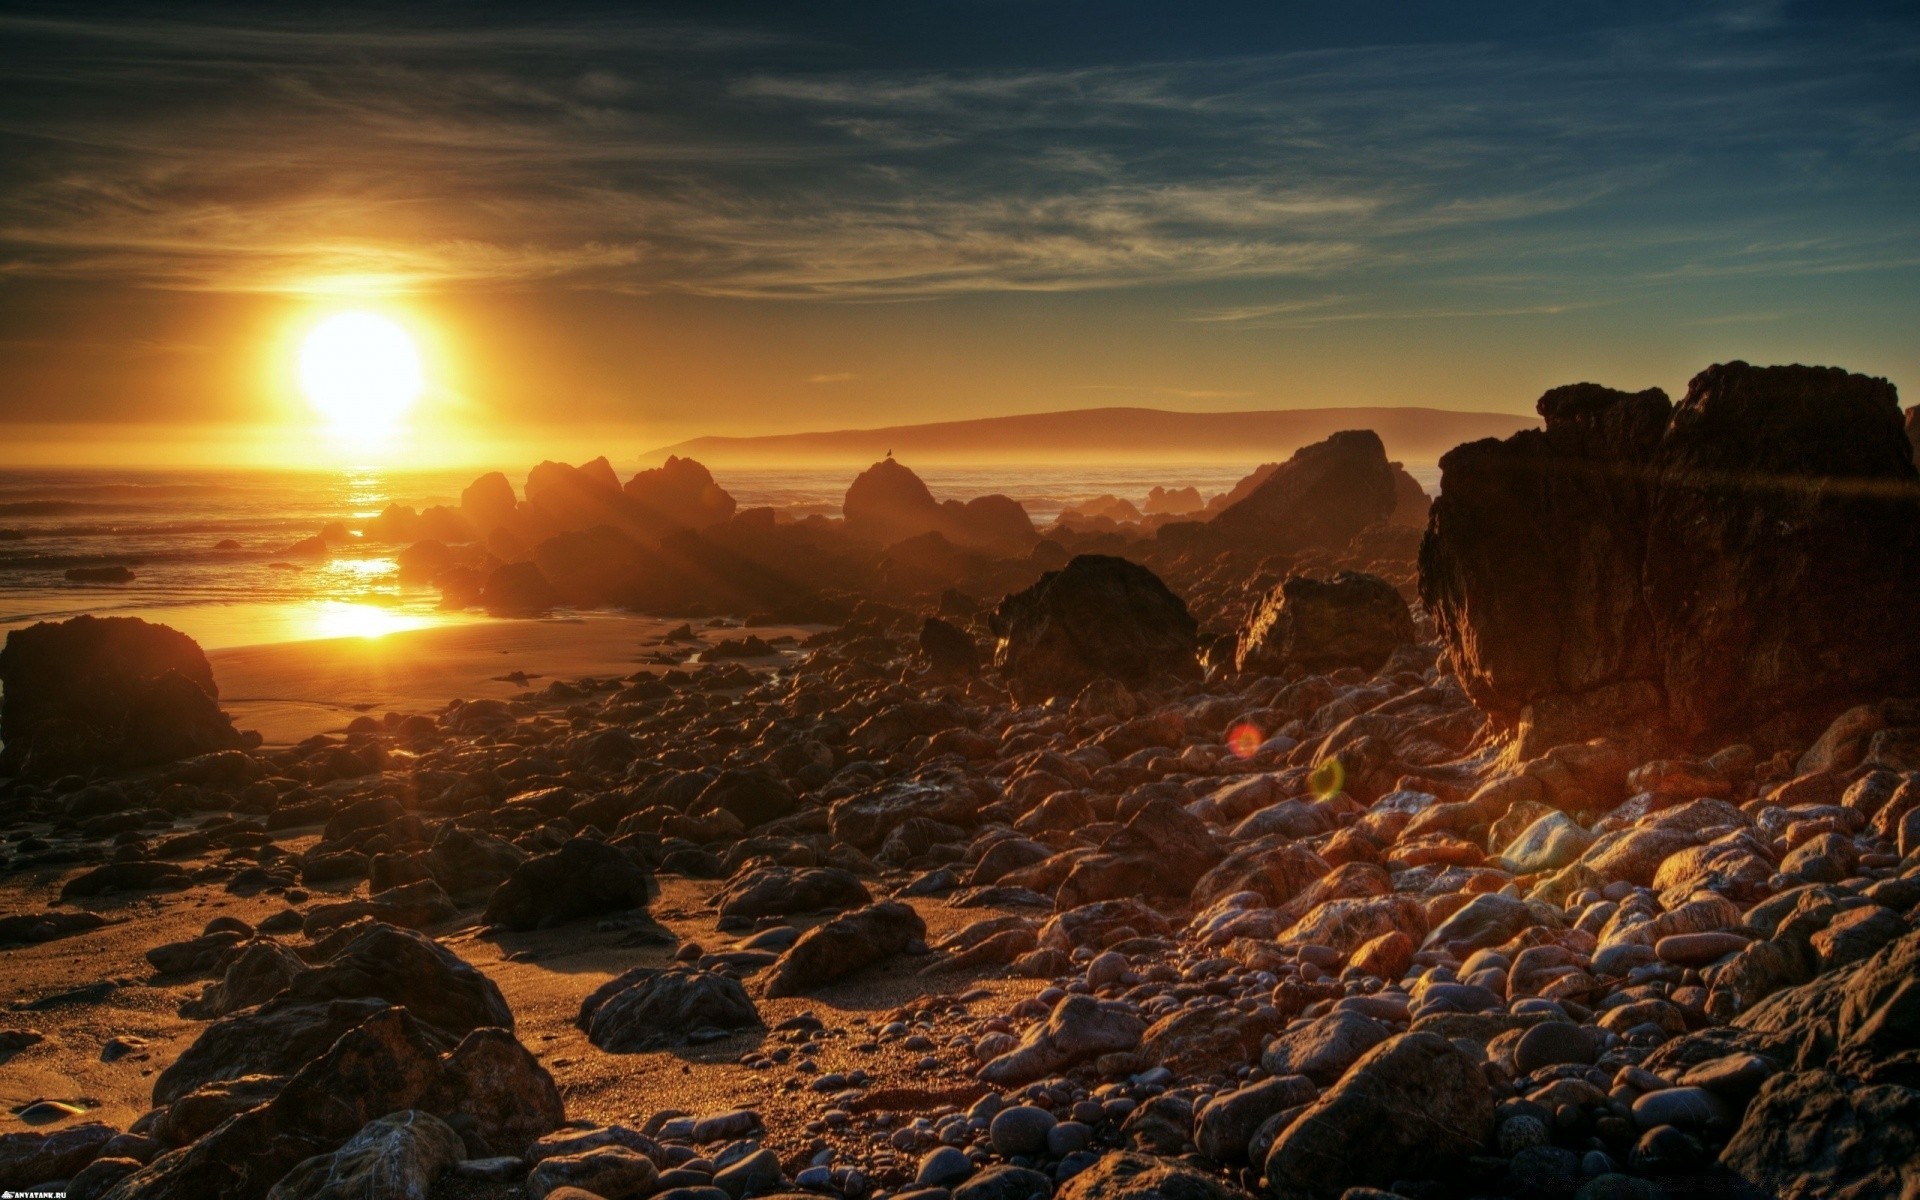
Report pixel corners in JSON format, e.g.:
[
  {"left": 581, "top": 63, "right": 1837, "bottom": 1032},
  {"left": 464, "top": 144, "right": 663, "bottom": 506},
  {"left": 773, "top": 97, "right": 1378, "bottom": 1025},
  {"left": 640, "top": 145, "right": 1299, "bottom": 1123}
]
[
  {"left": 578, "top": 967, "right": 763, "bottom": 1052},
  {"left": 0, "top": 615, "right": 252, "bottom": 776},
  {"left": 460, "top": 471, "right": 518, "bottom": 533},
  {"left": 1422, "top": 363, "right": 1920, "bottom": 753},
  {"left": 845, "top": 457, "right": 944, "bottom": 546},
  {"left": 1195, "top": 430, "right": 1396, "bottom": 557},
  {"left": 1387, "top": 462, "right": 1430, "bottom": 527},
  {"left": 920, "top": 616, "right": 980, "bottom": 678},
  {"left": 1144, "top": 486, "right": 1205, "bottom": 516},
  {"left": 1236, "top": 571, "right": 1415, "bottom": 675},
  {"left": 990, "top": 554, "right": 1198, "bottom": 702},
  {"left": 480, "top": 561, "right": 558, "bottom": 616},
  {"left": 624, "top": 455, "right": 736, "bottom": 532},
  {"left": 483, "top": 838, "right": 654, "bottom": 931},
  {"left": 763, "top": 900, "right": 926, "bottom": 996}
]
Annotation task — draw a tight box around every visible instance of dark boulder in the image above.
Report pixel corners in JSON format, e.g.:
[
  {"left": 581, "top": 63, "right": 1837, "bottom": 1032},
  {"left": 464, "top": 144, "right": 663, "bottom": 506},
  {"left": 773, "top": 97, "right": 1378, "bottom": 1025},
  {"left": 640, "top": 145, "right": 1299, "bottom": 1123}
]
[
  {"left": 483, "top": 838, "right": 653, "bottom": 931},
  {"left": 764, "top": 900, "right": 926, "bottom": 997},
  {"left": 480, "top": 561, "right": 558, "bottom": 616},
  {"left": 843, "top": 457, "right": 945, "bottom": 547},
  {"left": 1422, "top": 363, "right": 1920, "bottom": 753},
  {"left": 577, "top": 967, "right": 763, "bottom": 1052},
  {"left": 712, "top": 866, "right": 871, "bottom": 921},
  {"left": 1236, "top": 571, "right": 1415, "bottom": 675},
  {"left": 1720, "top": 1068, "right": 1920, "bottom": 1199},
  {"left": 0, "top": 615, "right": 253, "bottom": 776},
  {"left": 695, "top": 769, "right": 797, "bottom": 829},
  {"left": 990, "top": 555, "right": 1198, "bottom": 702},
  {"left": 1055, "top": 1151, "right": 1253, "bottom": 1200},
  {"left": 624, "top": 455, "right": 736, "bottom": 533},
  {"left": 460, "top": 471, "right": 518, "bottom": 534},
  {"left": 920, "top": 616, "right": 981, "bottom": 679}
]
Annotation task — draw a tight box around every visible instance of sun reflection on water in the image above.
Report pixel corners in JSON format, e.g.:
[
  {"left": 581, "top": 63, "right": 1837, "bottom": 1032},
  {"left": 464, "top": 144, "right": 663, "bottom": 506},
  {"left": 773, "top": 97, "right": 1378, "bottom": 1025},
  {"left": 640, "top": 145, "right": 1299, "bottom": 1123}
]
[{"left": 308, "top": 600, "right": 440, "bottom": 640}]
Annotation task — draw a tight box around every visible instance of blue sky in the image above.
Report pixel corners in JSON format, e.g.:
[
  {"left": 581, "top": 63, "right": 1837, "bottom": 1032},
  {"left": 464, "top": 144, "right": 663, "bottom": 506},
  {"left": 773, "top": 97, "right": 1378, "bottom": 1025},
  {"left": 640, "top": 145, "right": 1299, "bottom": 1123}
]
[{"left": 0, "top": 0, "right": 1913, "bottom": 458}]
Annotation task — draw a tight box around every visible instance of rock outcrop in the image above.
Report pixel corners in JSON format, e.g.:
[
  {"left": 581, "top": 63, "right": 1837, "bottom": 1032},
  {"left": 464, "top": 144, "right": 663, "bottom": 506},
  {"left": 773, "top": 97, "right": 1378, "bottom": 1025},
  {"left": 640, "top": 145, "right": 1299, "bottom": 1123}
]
[
  {"left": 1422, "top": 363, "right": 1920, "bottom": 754},
  {"left": 1191, "top": 430, "right": 1396, "bottom": 558},
  {"left": 0, "top": 615, "right": 253, "bottom": 776},
  {"left": 990, "top": 555, "right": 1199, "bottom": 702},
  {"left": 1235, "top": 571, "right": 1415, "bottom": 675}
]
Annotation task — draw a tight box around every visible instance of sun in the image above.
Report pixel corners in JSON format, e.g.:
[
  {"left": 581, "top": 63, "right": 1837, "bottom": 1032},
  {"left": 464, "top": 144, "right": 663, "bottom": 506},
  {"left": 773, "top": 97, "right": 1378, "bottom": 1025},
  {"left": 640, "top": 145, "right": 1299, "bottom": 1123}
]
[{"left": 297, "top": 311, "right": 424, "bottom": 438}]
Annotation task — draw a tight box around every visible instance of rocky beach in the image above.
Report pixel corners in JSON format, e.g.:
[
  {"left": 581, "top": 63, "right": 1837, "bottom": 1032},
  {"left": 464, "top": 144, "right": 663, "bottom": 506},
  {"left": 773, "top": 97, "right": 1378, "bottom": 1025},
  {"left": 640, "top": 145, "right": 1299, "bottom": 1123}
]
[{"left": 3, "top": 360, "right": 1920, "bottom": 1200}]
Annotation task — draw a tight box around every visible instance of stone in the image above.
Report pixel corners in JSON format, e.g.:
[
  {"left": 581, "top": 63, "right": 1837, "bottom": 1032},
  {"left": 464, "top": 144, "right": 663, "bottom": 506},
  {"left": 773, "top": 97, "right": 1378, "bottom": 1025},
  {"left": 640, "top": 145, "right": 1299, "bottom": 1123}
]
[
  {"left": 989, "top": 1106, "right": 1057, "bottom": 1158},
  {"left": 1720, "top": 1068, "right": 1920, "bottom": 1199},
  {"left": 713, "top": 866, "right": 871, "bottom": 921},
  {"left": 1499, "top": 812, "right": 1595, "bottom": 875},
  {"left": 1258, "top": 1011, "right": 1389, "bottom": 1087},
  {"left": 713, "top": 1146, "right": 783, "bottom": 1197},
  {"left": 483, "top": 837, "right": 654, "bottom": 931},
  {"left": 763, "top": 901, "right": 926, "bottom": 997},
  {"left": 526, "top": 1146, "right": 660, "bottom": 1200},
  {"left": 1422, "top": 364, "right": 1920, "bottom": 752},
  {"left": 921, "top": 617, "right": 981, "bottom": 679},
  {"left": 1054, "top": 1151, "right": 1253, "bottom": 1200},
  {"left": 1513, "top": 1022, "right": 1599, "bottom": 1075},
  {"left": 1263, "top": 1032, "right": 1496, "bottom": 1200},
  {"left": 979, "top": 995, "right": 1148, "bottom": 1085},
  {"left": 102, "top": 1008, "right": 446, "bottom": 1200},
  {"left": 180, "top": 938, "right": 307, "bottom": 1019},
  {"left": 578, "top": 967, "right": 763, "bottom": 1052},
  {"left": 1236, "top": 572, "right": 1415, "bottom": 675},
  {"left": 1139, "top": 1003, "right": 1276, "bottom": 1078},
  {"left": 0, "top": 614, "right": 253, "bottom": 775},
  {"left": 418, "top": 1028, "right": 565, "bottom": 1156},
  {"left": 916, "top": 1146, "right": 974, "bottom": 1188},
  {"left": 1194, "top": 430, "right": 1397, "bottom": 560},
  {"left": 263, "top": 1110, "right": 464, "bottom": 1200},
  {"left": 1195, "top": 1075, "right": 1317, "bottom": 1163},
  {"left": 989, "top": 555, "right": 1199, "bottom": 702},
  {"left": 954, "top": 1164, "right": 1052, "bottom": 1200},
  {"left": 623, "top": 455, "right": 736, "bottom": 533},
  {"left": 696, "top": 769, "right": 798, "bottom": 829},
  {"left": 1629, "top": 1086, "right": 1726, "bottom": 1130},
  {"left": 0, "top": 1122, "right": 117, "bottom": 1190}
]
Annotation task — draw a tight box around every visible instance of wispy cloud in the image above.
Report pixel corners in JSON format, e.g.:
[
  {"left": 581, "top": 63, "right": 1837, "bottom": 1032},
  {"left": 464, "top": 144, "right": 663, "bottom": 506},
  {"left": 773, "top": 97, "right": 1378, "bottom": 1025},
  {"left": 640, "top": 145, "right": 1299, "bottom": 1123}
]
[
  {"left": 807, "top": 372, "right": 856, "bottom": 383},
  {"left": 0, "top": 5, "right": 1912, "bottom": 306}
]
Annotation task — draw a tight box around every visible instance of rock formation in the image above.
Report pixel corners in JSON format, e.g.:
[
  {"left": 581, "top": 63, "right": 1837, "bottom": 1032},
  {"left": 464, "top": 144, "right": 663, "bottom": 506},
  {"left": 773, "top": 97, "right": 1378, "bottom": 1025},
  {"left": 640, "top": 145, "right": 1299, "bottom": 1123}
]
[
  {"left": 1235, "top": 571, "right": 1416, "bottom": 675},
  {"left": 1188, "top": 430, "right": 1397, "bottom": 559},
  {"left": 0, "top": 616, "right": 253, "bottom": 776},
  {"left": 990, "top": 554, "right": 1199, "bottom": 702},
  {"left": 1422, "top": 362, "right": 1920, "bottom": 754}
]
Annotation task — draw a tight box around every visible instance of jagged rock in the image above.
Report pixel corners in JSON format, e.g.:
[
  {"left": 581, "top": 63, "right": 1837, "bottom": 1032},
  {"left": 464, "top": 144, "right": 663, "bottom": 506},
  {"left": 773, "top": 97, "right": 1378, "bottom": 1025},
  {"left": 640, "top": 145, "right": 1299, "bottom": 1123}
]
[
  {"left": 105, "top": 1008, "right": 445, "bottom": 1200},
  {"left": 1720, "top": 1069, "right": 1920, "bottom": 1199},
  {"left": 418, "top": 1028, "right": 564, "bottom": 1155},
  {"left": 1263, "top": 1031, "right": 1495, "bottom": 1199},
  {"left": 830, "top": 772, "right": 984, "bottom": 850},
  {"left": 480, "top": 561, "right": 557, "bottom": 616},
  {"left": 979, "top": 994, "right": 1147, "bottom": 1084},
  {"left": 0, "top": 909, "right": 111, "bottom": 947},
  {"left": 1423, "top": 364, "right": 1920, "bottom": 753},
  {"left": 483, "top": 838, "right": 653, "bottom": 931},
  {"left": 525, "top": 1145, "right": 658, "bottom": 1200},
  {"left": 763, "top": 901, "right": 926, "bottom": 997},
  {"left": 990, "top": 555, "right": 1199, "bottom": 702},
  {"left": 180, "top": 938, "right": 307, "bottom": 1019},
  {"left": 0, "top": 615, "right": 253, "bottom": 775},
  {"left": 1055, "top": 1151, "right": 1253, "bottom": 1200},
  {"left": 264, "top": 1110, "right": 463, "bottom": 1200},
  {"left": 299, "top": 880, "right": 456, "bottom": 936},
  {"left": 423, "top": 826, "right": 527, "bottom": 902},
  {"left": 460, "top": 472, "right": 517, "bottom": 533},
  {"left": 578, "top": 968, "right": 762, "bottom": 1052},
  {"left": 920, "top": 616, "right": 981, "bottom": 679},
  {"left": 695, "top": 769, "right": 797, "bottom": 829},
  {"left": 1259, "top": 1010, "right": 1389, "bottom": 1086},
  {"left": 0, "top": 1122, "right": 117, "bottom": 1190},
  {"left": 623, "top": 456, "right": 735, "bottom": 533},
  {"left": 1195, "top": 1075, "right": 1318, "bottom": 1162},
  {"left": 1236, "top": 572, "right": 1415, "bottom": 675},
  {"left": 1193, "top": 430, "right": 1396, "bottom": 559},
  {"left": 713, "top": 866, "right": 870, "bottom": 920}
]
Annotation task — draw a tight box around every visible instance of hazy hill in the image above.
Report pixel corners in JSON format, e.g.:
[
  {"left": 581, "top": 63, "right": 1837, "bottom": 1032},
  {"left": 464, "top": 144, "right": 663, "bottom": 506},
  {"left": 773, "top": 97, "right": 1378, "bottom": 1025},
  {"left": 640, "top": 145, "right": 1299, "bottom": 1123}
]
[{"left": 646, "top": 406, "right": 1536, "bottom": 466}]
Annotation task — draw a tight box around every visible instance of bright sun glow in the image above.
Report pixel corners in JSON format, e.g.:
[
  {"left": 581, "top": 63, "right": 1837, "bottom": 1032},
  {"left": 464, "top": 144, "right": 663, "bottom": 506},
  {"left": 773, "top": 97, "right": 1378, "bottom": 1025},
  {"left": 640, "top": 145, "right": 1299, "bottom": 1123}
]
[
  {"left": 308, "top": 600, "right": 437, "bottom": 640},
  {"left": 298, "top": 311, "right": 424, "bottom": 439}
]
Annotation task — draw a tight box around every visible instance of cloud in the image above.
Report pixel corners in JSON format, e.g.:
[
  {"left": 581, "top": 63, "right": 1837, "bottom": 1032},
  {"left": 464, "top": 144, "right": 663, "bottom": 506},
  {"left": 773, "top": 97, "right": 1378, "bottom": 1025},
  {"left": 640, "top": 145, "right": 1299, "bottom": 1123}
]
[
  {"left": 807, "top": 372, "right": 856, "bottom": 383},
  {"left": 0, "top": 5, "right": 1912, "bottom": 305}
]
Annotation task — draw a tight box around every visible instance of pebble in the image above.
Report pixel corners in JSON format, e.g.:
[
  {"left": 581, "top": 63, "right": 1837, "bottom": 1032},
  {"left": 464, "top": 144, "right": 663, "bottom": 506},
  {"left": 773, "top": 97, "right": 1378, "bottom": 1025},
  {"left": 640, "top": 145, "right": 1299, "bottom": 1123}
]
[{"left": 988, "top": 1106, "right": 1056, "bottom": 1157}]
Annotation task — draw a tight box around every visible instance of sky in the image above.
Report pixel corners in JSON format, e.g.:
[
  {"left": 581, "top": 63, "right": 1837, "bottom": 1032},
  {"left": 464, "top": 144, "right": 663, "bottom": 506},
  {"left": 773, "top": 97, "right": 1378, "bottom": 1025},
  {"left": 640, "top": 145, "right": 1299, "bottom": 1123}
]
[{"left": 0, "top": 0, "right": 1915, "bottom": 466}]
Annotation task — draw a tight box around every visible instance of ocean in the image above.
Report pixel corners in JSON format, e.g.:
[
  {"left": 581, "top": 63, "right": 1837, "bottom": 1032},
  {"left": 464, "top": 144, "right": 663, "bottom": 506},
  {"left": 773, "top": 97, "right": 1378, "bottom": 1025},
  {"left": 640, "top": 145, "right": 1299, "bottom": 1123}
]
[{"left": 0, "top": 461, "right": 1442, "bottom": 650}]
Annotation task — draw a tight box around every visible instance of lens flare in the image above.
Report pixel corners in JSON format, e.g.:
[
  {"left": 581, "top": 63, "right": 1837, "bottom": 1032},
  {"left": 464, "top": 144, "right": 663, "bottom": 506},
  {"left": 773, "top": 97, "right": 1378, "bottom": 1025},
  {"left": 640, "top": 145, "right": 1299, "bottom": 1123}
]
[
  {"left": 1227, "top": 721, "right": 1263, "bottom": 759},
  {"left": 1309, "top": 757, "right": 1346, "bottom": 799}
]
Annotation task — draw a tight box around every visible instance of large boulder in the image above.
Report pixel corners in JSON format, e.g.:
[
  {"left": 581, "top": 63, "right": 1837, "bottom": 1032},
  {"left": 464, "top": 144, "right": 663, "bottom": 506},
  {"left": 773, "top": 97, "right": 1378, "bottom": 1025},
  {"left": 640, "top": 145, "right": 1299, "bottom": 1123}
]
[
  {"left": 1422, "top": 363, "right": 1920, "bottom": 753},
  {"left": 1262, "top": 1031, "right": 1494, "bottom": 1199},
  {"left": 577, "top": 967, "right": 763, "bottom": 1052},
  {"left": 1720, "top": 1069, "right": 1920, "bottom": 1199},
  {"left": 1194, "top": 430, "right": 1396, "bottom": 558},
  {"left": 1055, "top": 1152, "right": 1253, "bottom": 1200},
  {"left": 990, "top": 555, "right": 1198, "bottom": 702},
  {"left": 0, "top": 615, "right": 253, "bottom": 775},
  {"left": 264, "top": 1109, "right": 463, "bottom": 1200},
  {"left": 843, "top": 457, "right": 945, "bottom": 546},
  {"left": 1236, "top": 571, "right": 1415, "bottom": 675},
  {"left": 483, "top": 838, "right": 653, "bottom": 932},
  {"left": 623, "top": 455, "right": 735, "bottom": 533},
  {"left": 763, "top": 901, "right": 926, "bottom": 997}
]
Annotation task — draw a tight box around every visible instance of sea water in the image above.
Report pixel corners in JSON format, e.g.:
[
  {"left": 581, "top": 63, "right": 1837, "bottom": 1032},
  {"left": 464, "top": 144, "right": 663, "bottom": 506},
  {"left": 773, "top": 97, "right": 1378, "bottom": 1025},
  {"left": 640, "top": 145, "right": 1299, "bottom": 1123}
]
[{"left": 0, "top": 461, "right": 1441, "bottom": 650}]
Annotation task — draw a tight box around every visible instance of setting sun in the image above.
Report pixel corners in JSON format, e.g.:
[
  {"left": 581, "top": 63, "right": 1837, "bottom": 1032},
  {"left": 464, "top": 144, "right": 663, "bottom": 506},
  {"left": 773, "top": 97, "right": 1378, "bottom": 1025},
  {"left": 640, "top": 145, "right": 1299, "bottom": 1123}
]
[{"left": 297, "top": 311, "right": 424, "bottom": 439}]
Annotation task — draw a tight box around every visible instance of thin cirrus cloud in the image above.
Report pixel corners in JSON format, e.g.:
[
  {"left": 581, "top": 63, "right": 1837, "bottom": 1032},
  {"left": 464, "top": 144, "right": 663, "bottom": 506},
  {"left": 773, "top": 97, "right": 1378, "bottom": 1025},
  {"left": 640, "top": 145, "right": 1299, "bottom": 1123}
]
[{"left": 0, "top": 5, "right": 1913, "bottom": 306}]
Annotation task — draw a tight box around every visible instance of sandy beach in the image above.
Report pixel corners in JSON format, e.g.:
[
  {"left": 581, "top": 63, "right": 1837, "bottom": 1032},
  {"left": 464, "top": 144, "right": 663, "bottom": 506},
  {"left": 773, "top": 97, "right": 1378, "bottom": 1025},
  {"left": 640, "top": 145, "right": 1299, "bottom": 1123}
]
[{"left": 210, "top": 615, "right": 822, "bottom": 746}]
